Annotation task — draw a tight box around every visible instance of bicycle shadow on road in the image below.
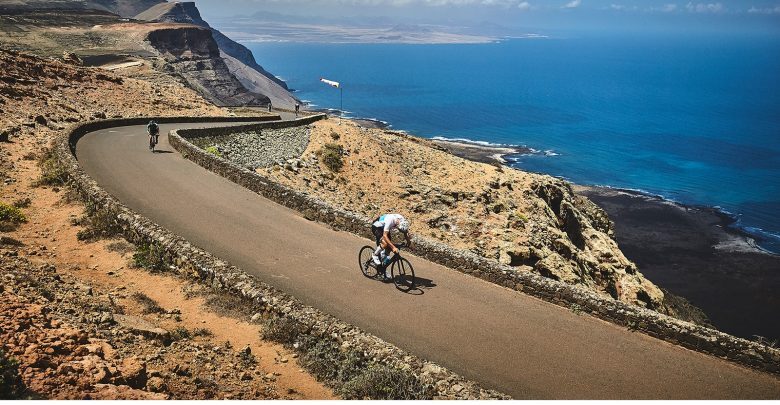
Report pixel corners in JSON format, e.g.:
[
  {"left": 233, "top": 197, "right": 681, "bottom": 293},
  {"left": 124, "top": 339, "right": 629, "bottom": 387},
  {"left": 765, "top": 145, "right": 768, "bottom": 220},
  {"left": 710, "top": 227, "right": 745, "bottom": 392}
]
[
  {"left": 152, "top": 149, "right": 174, "bottom": 154},
  {"left": 397, "top": 276, "right": 437, "bottom": 296}
]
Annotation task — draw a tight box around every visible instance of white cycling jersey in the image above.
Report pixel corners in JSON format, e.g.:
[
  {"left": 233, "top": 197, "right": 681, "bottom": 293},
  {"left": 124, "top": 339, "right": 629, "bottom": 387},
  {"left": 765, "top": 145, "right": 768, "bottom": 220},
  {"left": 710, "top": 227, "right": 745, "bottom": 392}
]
[{"left": 373, "top": 214, "right": 405, "bottom": 233}]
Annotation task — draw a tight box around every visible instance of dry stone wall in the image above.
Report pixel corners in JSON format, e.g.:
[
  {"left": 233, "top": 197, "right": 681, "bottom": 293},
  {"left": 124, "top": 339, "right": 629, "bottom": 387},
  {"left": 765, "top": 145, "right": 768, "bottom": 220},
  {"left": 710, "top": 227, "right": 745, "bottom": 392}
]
[
  {"left": 55, "top": 116, "right": 508, "bottom": 400},
  {"left": 190, "top": 126, "right": 310, "bottom": 170},
  {"left": 170, "top": 117, "right": 780, "bottom": 376}
]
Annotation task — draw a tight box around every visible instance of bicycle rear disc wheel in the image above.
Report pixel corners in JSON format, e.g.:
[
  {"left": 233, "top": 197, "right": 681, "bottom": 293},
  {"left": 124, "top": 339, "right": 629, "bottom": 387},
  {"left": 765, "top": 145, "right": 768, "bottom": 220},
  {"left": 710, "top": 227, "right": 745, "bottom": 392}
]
[
  {"left": 358, "top": 246, "right": 379, "bottom": 278},
  {"left": 391, "top": 258, "right": 415, "bottom": 292}
]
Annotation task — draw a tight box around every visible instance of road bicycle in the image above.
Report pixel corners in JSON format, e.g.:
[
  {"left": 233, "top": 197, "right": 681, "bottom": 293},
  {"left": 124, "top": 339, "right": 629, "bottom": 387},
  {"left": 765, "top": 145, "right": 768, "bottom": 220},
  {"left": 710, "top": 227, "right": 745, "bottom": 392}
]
[
  {"left": 358, "top": 244, "right": 415, "bottom": 292},
  {"left": 148, "top": 130, "right": 159, "bottom": 152}
]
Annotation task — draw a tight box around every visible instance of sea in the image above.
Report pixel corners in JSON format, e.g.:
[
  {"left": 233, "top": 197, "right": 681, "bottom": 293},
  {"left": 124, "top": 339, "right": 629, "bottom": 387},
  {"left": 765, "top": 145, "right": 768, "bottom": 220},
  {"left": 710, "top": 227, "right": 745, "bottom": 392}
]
[{"left": 246, "top": 33, "right": 780, "bottom": 253}]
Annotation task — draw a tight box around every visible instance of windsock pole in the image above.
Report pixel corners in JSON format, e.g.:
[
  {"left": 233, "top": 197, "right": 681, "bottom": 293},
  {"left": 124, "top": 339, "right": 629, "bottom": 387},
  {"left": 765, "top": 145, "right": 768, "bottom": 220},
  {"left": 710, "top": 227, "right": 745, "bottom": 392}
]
[{"left": 320, "top": 78, "right": 343, "bottom": 125}]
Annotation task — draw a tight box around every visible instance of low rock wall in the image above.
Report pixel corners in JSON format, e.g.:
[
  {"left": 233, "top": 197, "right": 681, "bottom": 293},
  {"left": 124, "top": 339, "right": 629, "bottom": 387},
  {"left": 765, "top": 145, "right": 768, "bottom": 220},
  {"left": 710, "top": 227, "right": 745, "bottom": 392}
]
[
  {"left": 170, "top": 117, "right": 780, "bottom": 376},
  {"left": 55, "top": 116, "right": 508, "bottom": 400},
  {"left": 190, "top": 125, "right": 311, "bottom": 170}
]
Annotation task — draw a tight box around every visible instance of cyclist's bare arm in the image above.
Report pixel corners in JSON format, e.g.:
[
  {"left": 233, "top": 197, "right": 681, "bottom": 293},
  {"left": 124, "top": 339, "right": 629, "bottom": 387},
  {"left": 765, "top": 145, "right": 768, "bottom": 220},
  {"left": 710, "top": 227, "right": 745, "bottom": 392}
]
[{"left": 382, "top": 232, "right": 398, "bottom": 253}]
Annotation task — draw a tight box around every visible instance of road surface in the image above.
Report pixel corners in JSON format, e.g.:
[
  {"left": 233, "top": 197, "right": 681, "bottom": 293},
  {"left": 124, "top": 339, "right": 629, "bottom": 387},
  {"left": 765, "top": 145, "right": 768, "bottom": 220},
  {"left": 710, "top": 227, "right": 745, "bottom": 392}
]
[{"left": 75, "top": 121, "right": 780, "bottom": 399}]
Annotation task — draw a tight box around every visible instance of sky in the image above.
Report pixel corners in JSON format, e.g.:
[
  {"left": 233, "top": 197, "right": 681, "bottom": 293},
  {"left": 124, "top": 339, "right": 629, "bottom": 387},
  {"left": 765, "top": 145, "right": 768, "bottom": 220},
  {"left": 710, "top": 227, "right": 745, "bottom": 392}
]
[{"left": 193, "top": 0, "right": 780, "bottom": 36}]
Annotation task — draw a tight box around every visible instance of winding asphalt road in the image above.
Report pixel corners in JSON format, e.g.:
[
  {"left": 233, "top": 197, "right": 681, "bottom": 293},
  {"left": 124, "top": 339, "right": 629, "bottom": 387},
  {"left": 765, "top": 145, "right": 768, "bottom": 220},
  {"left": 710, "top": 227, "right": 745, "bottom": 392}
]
[{"left": 75, "top": 121, "right": 780, "bottom": 399}]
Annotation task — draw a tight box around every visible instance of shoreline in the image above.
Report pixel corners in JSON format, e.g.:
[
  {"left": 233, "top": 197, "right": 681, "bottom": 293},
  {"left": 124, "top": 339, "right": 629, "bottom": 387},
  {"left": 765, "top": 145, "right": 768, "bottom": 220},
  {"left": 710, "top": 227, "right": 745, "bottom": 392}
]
[{"left": 425, "top": 135, "right": 778, "bottom": 257}]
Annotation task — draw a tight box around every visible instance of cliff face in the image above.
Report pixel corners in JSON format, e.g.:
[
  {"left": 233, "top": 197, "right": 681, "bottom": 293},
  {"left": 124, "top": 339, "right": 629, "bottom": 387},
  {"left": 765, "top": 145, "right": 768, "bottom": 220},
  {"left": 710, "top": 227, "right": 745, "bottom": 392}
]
[
  {"left": 145, "top": 27, "right": 270, "bottom": 106},
  {"left": 135, "top": 1, "right": 298, "bottom": 108}
]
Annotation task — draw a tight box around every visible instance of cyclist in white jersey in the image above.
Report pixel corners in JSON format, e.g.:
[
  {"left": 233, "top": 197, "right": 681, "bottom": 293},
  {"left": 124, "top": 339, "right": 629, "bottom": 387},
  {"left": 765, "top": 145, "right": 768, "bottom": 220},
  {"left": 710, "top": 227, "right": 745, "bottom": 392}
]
[{"left": 371, "top": 213, "right": 411, "bottom": 265}]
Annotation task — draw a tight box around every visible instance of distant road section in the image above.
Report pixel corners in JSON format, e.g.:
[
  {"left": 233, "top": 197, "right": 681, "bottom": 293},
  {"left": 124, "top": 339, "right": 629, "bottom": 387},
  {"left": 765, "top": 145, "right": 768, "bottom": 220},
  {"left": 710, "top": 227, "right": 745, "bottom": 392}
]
[{"left": 75, "top": 121, "right": 780, "bottom": 399}]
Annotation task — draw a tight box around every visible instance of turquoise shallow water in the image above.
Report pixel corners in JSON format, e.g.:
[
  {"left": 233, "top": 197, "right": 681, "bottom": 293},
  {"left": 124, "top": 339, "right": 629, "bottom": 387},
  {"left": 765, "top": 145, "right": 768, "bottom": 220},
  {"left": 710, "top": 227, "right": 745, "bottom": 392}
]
[{"left": 247, "top": 34, "right": 780, "bottom": 252}]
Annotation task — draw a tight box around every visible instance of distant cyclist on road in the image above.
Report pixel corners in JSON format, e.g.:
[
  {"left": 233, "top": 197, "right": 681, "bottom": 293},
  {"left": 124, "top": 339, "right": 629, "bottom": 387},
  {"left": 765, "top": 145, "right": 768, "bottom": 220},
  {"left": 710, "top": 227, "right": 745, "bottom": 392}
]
[
  {"left": 371, "top": 213, "right": 411, "bottom": 266},
  {"left": 147, "top": 120, "right": 159, "bottom": 151}
]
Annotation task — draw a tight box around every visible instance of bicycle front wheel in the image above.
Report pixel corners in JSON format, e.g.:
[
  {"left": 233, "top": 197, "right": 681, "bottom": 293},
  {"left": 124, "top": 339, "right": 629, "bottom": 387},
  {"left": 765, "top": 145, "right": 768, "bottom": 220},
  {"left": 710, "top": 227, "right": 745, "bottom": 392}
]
[
  {"left": 358, "top": 245, "right": 379, "bottom": 278},
  {"left": 391, "top": 257, "right": 415, "bottom": 292}
]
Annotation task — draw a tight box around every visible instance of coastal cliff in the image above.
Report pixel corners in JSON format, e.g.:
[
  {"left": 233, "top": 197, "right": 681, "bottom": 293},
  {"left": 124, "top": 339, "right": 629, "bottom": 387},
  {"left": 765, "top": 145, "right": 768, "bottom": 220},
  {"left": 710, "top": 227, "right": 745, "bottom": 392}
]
[
  {"left": 135, "top": 1, "right": 299, "bottom": 109},
  {"left": 144, "top": 25, "right": 270, "bottom": 106}
]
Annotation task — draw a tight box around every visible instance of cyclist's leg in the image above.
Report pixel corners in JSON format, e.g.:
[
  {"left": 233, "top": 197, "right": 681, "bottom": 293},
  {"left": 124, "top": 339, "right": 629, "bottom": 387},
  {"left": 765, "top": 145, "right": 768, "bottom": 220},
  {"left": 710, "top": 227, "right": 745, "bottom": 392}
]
[{"left": 371, "top": 225, "right": 384, "bottom": 264}]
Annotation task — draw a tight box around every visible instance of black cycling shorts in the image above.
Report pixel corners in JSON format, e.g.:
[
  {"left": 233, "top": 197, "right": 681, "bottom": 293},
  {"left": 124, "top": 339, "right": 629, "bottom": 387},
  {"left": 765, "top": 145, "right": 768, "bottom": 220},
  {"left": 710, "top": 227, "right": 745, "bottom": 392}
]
[{"left": 372, "top": 225, "right": 384, "bottom": 246}]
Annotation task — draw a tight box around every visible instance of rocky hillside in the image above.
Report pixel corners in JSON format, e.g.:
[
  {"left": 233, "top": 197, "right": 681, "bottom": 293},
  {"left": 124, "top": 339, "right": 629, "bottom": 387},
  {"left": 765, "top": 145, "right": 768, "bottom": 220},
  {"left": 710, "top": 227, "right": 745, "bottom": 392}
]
[
  {"left": 0, "top": 1, "right": 292, "bottom": 108},
  {"left": 248, "top": 120, "right": 669, "bottom": 312},
  {"left": 135, "top": 1, "right": 299, "bottom": 109},
  {"left": 0, "top": 48, "right": 332, "bottom": 399}
]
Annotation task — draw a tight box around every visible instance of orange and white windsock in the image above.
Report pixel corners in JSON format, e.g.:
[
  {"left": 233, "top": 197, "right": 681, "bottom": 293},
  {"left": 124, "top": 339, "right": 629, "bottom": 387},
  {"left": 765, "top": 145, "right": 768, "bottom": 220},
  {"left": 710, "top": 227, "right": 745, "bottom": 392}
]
[{"left": 320, "top": 78, "right": 340, "bottom": 88}]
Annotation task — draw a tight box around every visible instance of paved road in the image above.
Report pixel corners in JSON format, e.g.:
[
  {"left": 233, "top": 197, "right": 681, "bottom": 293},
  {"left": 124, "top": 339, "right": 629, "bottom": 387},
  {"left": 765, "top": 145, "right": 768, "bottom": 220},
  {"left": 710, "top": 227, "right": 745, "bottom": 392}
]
[{"left": 76, "top": 121, "right": 780, "bottom": 399}]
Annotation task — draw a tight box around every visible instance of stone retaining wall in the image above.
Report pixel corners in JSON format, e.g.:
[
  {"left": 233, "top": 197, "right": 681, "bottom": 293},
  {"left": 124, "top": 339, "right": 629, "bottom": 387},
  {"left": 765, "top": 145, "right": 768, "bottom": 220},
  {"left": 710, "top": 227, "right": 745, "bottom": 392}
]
[
  {"left": 55, "top": 116, "right": 508, "bottom": 400},
  {"left": 190, "top": 125, "right": 311, "bottom": 170},
  {"left": 170, "top": 117, "right": 780, "bottom": 376}
]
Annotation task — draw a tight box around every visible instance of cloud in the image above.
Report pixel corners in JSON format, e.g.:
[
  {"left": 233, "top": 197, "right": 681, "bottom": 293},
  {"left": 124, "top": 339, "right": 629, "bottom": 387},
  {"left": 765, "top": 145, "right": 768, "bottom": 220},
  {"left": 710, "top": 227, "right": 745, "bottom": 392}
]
[
  {"left": 747, "top": 5, "right": 780, "bottom": 14},
  {"left": 685, "top": 2, "right": 724, "bottom": 13},
  {"left": 562, "top": 0, "right": 581, "bottom": 9},
  {"left": 517, "top": 1, "right": 531, "bottom": 10}
]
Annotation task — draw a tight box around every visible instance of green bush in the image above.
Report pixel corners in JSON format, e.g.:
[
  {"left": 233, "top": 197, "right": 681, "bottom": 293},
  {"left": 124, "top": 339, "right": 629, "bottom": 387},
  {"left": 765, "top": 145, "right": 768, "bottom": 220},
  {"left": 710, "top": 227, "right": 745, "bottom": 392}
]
[
  {"left": 132, "top": 242, "right": 168, "bottom": 272},
  {"left": 0, "top": 202, "right": 27, "bottom": 231},
  {"left": 261, "top": 316, "right": 304, "bottom": 345},
  {"left": 340, "top": 364, "right": 433, "bottom": 400},
  {"left": 0, "top": 349, "right": 22, "bottom": 399},
  {"left": 35, "top": 152, "right": 68, "bottom": 187},
  {"left": 297, "top": 336, "right": 345, "bottom": 382},
  {"left": 75, "top": 204, "right": 122, "bottom": 242},
  {"left": 205, "top": 145, "right": 222, "bottom": 158},
  {"left": 170, "top": 326, "right": 191, "bottom": 341},
  {"left": 318, "top": 143, "right": 344, "bottom": 172},
  {"left": 330, "top": 131, "right": 341, "bottom": 141},
  {"left": 191, "top": 328, "right": 213, "bottom": 338},
  {"left": 260, "top": 315, "right": 433, "bottom": 399},
  {"left": 12, "top": 198, "right": 31, "bottom": 209}
]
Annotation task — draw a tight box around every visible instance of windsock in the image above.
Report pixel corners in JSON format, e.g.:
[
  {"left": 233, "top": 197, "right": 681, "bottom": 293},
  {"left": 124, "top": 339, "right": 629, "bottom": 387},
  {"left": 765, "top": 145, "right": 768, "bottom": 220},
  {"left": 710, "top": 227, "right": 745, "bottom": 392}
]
[{"left": 320, "top": 78, "right": 340, "bottom": 88}]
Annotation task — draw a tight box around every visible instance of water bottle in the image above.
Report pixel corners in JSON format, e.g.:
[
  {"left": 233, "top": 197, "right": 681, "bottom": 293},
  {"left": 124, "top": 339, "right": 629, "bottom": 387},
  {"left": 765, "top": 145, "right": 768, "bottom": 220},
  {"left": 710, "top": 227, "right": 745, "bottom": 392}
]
[{"left": 381, "top": 252, "right": 391, "bottom": 266}]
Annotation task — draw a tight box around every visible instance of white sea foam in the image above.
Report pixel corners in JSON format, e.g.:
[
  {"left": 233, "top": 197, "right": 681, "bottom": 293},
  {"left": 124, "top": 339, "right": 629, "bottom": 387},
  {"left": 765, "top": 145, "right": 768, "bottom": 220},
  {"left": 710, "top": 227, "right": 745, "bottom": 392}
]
[{"left": 431, "top": 136, "right": 522, "bottom": 148}]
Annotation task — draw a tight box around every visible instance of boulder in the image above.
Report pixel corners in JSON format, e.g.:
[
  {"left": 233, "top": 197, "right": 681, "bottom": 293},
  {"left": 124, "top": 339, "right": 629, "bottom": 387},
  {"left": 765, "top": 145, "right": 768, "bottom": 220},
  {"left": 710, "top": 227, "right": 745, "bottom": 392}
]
[
  {"left": 118, "top": 357, "right": 148, "bottom": 389},
  {"left": 113, "top": 314, "right": 170, "bottom": 342}
]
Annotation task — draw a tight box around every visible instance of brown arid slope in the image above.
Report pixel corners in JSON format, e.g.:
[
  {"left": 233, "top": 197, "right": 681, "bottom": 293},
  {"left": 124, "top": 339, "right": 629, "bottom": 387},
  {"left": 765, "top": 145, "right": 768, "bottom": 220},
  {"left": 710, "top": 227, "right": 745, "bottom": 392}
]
[
  {"left": 0, "top": 49, "right": 333, "bottom": 399},
  {"left": 0, "top": 6, "right": 275, "bottom": 107},
  {"left": 257, "top": 119, "right": 675, "bottom": 314}
]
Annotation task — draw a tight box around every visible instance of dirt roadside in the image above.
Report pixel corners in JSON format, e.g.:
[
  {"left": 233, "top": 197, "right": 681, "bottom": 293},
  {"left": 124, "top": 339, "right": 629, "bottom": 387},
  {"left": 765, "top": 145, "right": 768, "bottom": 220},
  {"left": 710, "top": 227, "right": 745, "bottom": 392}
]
[{"left": 0, "top": 48, "right": 333, "bottom": 399}]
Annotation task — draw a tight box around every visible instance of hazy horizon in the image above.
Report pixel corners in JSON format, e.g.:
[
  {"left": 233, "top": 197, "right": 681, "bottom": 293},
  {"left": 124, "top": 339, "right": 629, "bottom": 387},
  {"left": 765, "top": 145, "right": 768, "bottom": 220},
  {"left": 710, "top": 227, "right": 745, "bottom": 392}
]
[{"left": 192, "top": 0, "right": 780, "bottom": 37}]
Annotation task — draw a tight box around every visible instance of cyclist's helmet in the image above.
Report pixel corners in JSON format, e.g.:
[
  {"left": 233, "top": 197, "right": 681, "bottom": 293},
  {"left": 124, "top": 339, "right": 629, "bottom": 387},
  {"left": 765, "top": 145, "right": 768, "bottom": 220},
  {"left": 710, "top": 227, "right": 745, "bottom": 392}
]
[{"left": 398, "top": 218, "right": 410, "bottom": 234}]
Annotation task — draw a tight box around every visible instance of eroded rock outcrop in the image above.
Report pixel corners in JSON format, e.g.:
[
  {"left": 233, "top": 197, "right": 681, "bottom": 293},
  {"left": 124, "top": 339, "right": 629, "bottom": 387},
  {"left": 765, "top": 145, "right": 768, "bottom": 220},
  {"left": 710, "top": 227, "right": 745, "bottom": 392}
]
[
  {"left": 135, "top": 1, "right": 298, "bottom": 108},
  {"left": 530, "top": 179, "right": 664, "bottom": 308},
  {"left": 144, "top": 27, "right": 270, "bottom": 107}
]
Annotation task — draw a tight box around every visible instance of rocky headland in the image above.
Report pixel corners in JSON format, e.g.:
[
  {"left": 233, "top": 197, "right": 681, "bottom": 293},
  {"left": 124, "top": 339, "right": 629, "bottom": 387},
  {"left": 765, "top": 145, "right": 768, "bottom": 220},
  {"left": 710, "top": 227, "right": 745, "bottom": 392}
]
[{"left": 399, "top": 134, "right": 778, "bottom": 341}]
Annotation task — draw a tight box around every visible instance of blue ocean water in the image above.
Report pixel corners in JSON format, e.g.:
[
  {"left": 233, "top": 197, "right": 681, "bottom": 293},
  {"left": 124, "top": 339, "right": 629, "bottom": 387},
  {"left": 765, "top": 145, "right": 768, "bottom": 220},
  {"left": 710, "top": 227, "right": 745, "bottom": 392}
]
[{"left": 246, "top": 34, "right": 780, "bottom": 253}]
